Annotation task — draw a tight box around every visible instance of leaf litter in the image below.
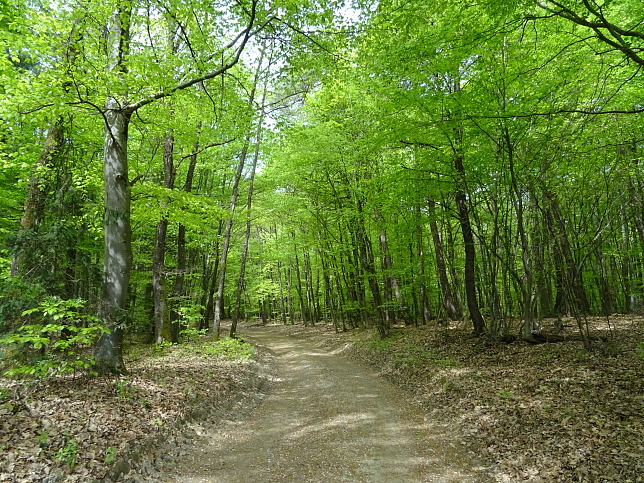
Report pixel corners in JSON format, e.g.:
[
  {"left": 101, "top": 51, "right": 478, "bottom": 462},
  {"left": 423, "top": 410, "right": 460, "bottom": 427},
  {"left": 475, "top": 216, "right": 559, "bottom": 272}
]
[
  {"left": 266, "top": 316, "right": 643, "bottom": 482},
  {"left": 1, "top": 317, "right": 642, "bottom": 482},
  {"left": 0, "top": 337, "right": 264, "bottom": 482}
]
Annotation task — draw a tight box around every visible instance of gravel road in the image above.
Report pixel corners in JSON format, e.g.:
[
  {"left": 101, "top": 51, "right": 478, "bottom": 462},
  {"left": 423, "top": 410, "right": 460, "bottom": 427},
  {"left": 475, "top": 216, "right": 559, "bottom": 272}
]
[{"left": 155, "top": 326, "right": 491, "bottom": 482}]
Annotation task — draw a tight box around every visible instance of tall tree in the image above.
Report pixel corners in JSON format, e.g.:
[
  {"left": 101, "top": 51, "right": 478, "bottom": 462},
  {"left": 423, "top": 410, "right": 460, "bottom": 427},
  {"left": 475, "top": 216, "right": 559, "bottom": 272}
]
[{"left": 93, "top": 0, "right": 259, "bottom": 373}]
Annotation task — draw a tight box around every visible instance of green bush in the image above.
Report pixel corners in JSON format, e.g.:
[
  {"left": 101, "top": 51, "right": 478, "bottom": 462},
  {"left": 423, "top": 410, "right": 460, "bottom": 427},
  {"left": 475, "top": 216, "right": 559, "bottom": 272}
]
[
  {"left": 0, "top": 297, "right": 108, "bottom": 378},
  {"left": 55, "top": 433, "right": 78, "bottom": 470},
  {"left": 0, "top": 275, "right": 45, "bottom": 332},
  {"left": 190, "top": 336, "right": 254, "bottom": 360}
]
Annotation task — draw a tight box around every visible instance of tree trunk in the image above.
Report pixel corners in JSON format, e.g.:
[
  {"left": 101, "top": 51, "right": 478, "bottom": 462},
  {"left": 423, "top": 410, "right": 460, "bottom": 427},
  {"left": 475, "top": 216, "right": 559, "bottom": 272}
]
[
  {"left": 93, "top": 0, "right": 255, "bottom": 371},
  {"left": 213, "top": 58, "right": 264, "bottom": 336},
  {"left": 286, "top": 267, "right": 293, "bottom": 324},
  {"left": 415, "top": 208, "right": 433, "bottom": 324},
  {"left": 11, "top": 120, "right": 65, "bottom": 277},
  {"left": 152, "top": 217, "right": 169, "bottom": 344},
  {"left": 379, "top": 228, "right": 414, "bottom": 325},
  {"left": 277, "top": 260, "right": 287, "bottom": 324},
  {"left": 293, "top": 235, "right": 307, "bottom": 325},
  {"left": 504, "top": 126, "right": 536, "bottom": 339},
  {"left": 94, "top": 98, "right": 132, "bottom": 375},
  {"left": 169, "top": 140, "right": 199, "bottom": 342},
  {"left": 231, "top": 90, "right": 266, "bottom": 337},
  {"left": 543, "top": 188, "right": 590, "bottom": 316},
  {"left": 355, "top": 205, "right": 387, "bottom": 337},
  {"left": 427, "top": 200, "right": 461, "bottom": 321},
  {"left": 152, "top": 133, "right": 175, "bottom": 343},
  {"left": 450, "top": 79, "right": 485, "bottom": 335}
]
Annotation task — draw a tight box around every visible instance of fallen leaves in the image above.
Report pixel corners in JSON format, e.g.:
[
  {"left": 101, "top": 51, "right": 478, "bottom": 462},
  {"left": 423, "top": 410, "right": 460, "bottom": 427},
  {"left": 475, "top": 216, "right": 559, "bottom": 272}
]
[
  {"left": 2, "top": 319, "right": 641, "bottom": 482},
  {"left": 0, "top": 339, "right": 261, "bottom": 482},
  {"left": 269, "top": 316, "right": 644, "bottom": 482}
]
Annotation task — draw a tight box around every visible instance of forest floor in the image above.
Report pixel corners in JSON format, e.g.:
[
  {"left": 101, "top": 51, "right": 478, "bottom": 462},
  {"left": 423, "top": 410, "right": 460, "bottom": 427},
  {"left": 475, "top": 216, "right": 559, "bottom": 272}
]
[
  {"left": 151, "top": 327, "right": 491, "bottom": 482},
  {"left": 0, "top": 316, "right": 642, "bottom": 482},
  {"left": 0, "top": 334, "right": 269, "bottom": 482},
  {"left": 267, "top": 316, "right": 643, "bottom": 482}
]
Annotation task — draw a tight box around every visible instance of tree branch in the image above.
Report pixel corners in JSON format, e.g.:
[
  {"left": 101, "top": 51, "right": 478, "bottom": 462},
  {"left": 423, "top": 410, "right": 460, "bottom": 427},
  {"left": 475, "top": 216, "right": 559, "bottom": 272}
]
[
  {"left": 537, "top": 0, "right": 644, "bottom": 66},
  {"left": 128, "top": 0, "right": 261, "bottom": 113},
  {"left": 179, "top": 138, "right": 237, "bottom": 161}
]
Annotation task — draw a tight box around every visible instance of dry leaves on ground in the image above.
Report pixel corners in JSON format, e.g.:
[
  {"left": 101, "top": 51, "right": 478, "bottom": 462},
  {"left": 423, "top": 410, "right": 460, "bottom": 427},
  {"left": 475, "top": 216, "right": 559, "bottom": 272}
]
[
  {"left": 269, "top": 316, "right": 644, "bottom": 482},
  {"left": 0, "top": 338, "right": 262, "bottom": 482}
]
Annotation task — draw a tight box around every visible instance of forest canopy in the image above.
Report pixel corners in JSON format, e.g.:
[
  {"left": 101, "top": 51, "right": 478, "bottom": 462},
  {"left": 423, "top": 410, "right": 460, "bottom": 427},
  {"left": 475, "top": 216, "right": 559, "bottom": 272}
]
[{"left": 1, "top": 0, "right": 643, "bottom": 373}]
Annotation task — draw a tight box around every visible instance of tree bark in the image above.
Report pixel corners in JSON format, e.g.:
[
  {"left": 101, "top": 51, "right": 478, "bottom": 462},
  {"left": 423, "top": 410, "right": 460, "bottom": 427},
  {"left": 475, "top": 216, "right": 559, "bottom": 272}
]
[
  {"left": 427, "top": 200, "right": 461, "bottom": 321},
  {"left": 450, "top": 78, "right": 485, "bottom": 335},
  {"left": 292, "top": 234, "right": 308, "bottom": 325},
  {"left": 92, "top": 0, "right": 257, "bottom": 371},
  {"left": 94, "top": 98, "right": 132, "bottom": 375},
  {"left": 504, "top": 126, "right": 536, "bottom": 339},
  {"left": 415, "top": 217, "right": 433, "bottom": 325},
  {"left": 231, "top": 90, "right": 266, "bottom": 337},
  {"left": 379, "top": 228, "right": 414, "bottom": 325},
  {"left": 152, "top": 133, "right": 175, "bottom": 344},
  {"left": 92, "top": 1, "right": 134, "bottom": 376},
  {"left": 213, "top": 86, "right": 264, "bottom": 336},
  {"left": 169, "top": 140, "right": 199, "bottom": 342},
  {"left": 11, "top": 120, "right": 65, "bottom": 277}
]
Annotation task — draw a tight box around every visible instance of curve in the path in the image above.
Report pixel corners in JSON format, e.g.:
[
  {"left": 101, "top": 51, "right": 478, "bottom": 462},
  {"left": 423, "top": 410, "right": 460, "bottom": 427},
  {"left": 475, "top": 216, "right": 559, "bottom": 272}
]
[{"left": 157, "top": 327, "right": 491, "bottom": 482}]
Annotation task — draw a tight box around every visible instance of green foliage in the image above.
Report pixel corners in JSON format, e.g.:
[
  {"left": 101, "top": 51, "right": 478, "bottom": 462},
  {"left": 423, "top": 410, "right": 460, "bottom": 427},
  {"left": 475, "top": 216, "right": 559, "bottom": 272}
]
[
  {"left": 189, "top": 336, "right": 254, "bottom": 360},
  {"left": 104, "top": 446, "right": 117, "bottom": 464},
  {"left": 180, "top": 327, "right": 208, "bottom": 340},
  {"left": 434, "top": 358, "right": 462, "bottom": 368},
  {"left": 152, "top": 341, "right": 174, "bottom": 355},
  {"left": 0, "top": 275, "right": 45, "bottom": 332},
  {"left": 115, "top": 378, "right": 137, "bottom": 403},
  {"left": 363, "top": 332, "right": 401, "bottom": 352},
  {"left": 175, "top": 303, "right": 206, "bottom": 336},
  {"left": 151, "top": 417, "right": 166, "bottom": 428},
  {"left": 37, "top": 431, "right": 49, "bottom": 449},
  {"left": 636, "top": 343, "right": 644, "bottom": 360},
  {"left": 55, "top": 433, "right": 78, "bottom": 470},
  {"left": 0, "top": 297, "right": 108, "bottom": 378}
]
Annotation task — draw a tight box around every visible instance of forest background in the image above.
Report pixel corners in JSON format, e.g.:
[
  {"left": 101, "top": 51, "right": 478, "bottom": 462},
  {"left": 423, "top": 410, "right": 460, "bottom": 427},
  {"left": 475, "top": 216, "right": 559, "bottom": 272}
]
[{"left": 0, "top": 0, "right": 643, "bottom": 480}]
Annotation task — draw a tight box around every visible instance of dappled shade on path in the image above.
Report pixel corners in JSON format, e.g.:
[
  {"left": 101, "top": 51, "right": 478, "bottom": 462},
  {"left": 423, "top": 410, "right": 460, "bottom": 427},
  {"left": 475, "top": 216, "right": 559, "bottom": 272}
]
[{"left": 157, "top": 327, "right": 490, "bottom": 482}]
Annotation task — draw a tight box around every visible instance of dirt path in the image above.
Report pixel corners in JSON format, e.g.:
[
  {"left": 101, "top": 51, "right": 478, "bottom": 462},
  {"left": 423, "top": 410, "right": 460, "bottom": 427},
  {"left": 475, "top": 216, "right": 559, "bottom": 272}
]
[{"left": 155, "top": 327, "right": 491, "bottom": 482}]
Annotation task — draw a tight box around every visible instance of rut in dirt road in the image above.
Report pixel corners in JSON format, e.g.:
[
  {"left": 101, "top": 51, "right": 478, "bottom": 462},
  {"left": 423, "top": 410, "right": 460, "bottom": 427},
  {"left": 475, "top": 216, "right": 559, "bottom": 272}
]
[{"left": 157, "top": 327, "right": 491, "bottom": 482}]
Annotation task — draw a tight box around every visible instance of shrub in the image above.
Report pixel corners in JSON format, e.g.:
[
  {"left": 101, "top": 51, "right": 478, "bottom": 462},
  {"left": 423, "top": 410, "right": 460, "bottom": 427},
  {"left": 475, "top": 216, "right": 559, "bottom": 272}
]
[{"left": 0, "top": 297, "right": 108, "bottom": 378}]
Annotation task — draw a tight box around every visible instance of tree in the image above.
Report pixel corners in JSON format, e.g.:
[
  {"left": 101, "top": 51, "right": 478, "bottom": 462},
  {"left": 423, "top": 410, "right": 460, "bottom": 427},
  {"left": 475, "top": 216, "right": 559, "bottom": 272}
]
[
  {"left": 536, "top": 0, "right": 644, "bottom": 68},
  {"left": 88, "top": 0, "right": 261, "bottom": 373}
]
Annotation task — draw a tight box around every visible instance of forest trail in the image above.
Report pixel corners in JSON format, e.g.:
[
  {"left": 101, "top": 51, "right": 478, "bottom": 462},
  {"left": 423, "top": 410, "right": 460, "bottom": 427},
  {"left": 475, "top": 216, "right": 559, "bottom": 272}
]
[{"left": 155, "top": 326, "right": 491, "bottom": 482}]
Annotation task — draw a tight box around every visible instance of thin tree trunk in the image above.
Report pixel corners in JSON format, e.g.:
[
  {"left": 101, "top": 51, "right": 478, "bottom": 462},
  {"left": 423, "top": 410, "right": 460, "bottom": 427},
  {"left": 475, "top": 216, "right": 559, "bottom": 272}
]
[
  {"left": 415, "top": 207, "right": 433, "bottom": 324},
  {"left": 152, "top": 133, "right": 175, "bottom": 343},
  {"left": 450, "top": 79, "right": 485, "bottom": 335},
  {"left": 543, "top": 188, "right": 590, "bottom": 316},
  {"left": 169, "top": 139, "right": 199, "bottom": 342},
  {"left": 11, "top": 121, "right": 65, "bottom": 277},
  {"left": 303, "top": 250, "right": 317, "bottom": 325},
  {"left": 379, "top": 228, "right": 414, "bottom": 325},
  {"left": 12, "top": 20, "right": 82, "bottom": 279},
  {"left": 213, "top": 59, "right": 264, "bottom": 337},
  {"left": 504, "top": 126, "right": 536, "bottom": 339},
  {"left": 355, "top": 205, "right": 387, "bottom": 336},
  {"left": 428, "top": 200, "right": 461, "bottom": 321},
  {"left": 231, "top": 71, "right": 267, "bottom": 337},
  {"left": 293, "top": 235, "right": 307, "bottom": 325},
  {"left": 277, "top": 260, "right": 287, "bottom": 324},
  {"left": 286, "top": 267, "right": 293, "bottom": 324}
]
